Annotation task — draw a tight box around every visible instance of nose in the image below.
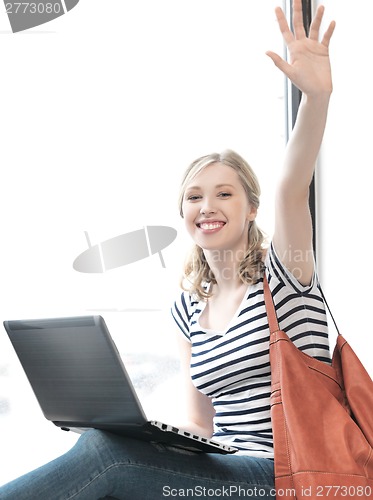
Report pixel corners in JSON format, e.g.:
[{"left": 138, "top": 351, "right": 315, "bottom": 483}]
[{"left": 200, "top": 197, "right": 217, "bottom": 215}]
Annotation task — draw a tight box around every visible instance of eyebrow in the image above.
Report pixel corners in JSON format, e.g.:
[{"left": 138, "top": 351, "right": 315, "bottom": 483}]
[{"left": 185, "top": 183, "right": 236, "bottom": 191}]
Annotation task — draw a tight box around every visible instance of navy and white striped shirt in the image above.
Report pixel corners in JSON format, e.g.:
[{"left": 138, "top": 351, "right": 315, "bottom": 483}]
[{"left": 171, "top": 243, "right": 330, "bottom": 458}]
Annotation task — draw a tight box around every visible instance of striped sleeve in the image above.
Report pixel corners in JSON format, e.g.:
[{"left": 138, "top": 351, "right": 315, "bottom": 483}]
[
  {"left": 171, "top": 291, "right": 192, "bottom": 342},
  {"left": 265, "top": 241, "right": 317, "bottom": 293},
  {"left": 265, "top": 242, "right": 331, "bottom": 363}
]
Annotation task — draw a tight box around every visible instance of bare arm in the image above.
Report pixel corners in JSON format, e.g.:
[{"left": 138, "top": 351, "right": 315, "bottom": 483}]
[
  {"left": 266, "top": 0, "right": 336, "bottom": 285},
  {"left": 175, "top": 335, "right": 215, "bottom": 438}
]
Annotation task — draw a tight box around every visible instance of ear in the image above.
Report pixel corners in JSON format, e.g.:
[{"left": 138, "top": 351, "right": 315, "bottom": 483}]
[{"left": 247, "top": 205, "right": 257, "bottom": 222}]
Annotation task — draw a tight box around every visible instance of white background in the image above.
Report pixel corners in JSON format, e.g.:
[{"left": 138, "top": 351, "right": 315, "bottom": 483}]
[
  {"left": 0, "top": 0, "right": 285, "bottom": 485},
  {"left": 1, "top": 0, "right": 371, "bottom": 487},
  {"left": 317, "top": 0, "right": 373, "bottom": 371}
]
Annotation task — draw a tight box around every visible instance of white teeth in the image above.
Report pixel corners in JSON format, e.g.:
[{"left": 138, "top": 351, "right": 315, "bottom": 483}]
[{"left": 200, "top": 223, "right": 223, "bottom": 230}]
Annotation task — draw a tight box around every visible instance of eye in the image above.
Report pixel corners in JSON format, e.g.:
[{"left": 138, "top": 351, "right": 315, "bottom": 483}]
[
  {"left": 186, "top": 194, "right": 202, "bottom": 201},
  {"left": 218, "top": 192, "right": 232, "bottom": 198}
]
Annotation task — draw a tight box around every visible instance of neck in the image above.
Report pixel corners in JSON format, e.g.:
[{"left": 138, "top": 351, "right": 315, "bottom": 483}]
[{"left": 204, "top": 248, "right": 245, "bottom": 292}]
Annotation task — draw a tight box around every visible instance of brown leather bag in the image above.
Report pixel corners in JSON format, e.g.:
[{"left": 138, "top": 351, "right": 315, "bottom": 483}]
[{"left": 263, "top": 276, "right": 373, "bottom": 499}]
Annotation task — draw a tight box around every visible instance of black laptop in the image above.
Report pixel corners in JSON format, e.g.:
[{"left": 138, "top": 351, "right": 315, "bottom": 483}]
[{"left": 3, "top": 315, "right": 237, "bottom": 454}]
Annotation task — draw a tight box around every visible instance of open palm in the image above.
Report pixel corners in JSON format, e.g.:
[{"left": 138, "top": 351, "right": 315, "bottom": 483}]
[{"left": 266, "top": 0, "right": 336, "bottom": 96}]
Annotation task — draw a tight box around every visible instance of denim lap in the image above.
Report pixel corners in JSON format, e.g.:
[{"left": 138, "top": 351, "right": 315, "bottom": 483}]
[{"left": 0, "top": 430, "right": 274, "bottom": 499}]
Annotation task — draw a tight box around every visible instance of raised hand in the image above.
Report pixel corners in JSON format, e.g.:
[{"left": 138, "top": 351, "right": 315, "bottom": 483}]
[{"left": 266, "top": 0, "right": 336, "bottom": 97}]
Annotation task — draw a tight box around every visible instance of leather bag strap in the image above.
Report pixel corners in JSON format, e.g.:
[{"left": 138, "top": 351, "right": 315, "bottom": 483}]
[
  {"left": 263, "top": 275, "right": 280, "bottom": 334},
  {"left": 262, "top": 275, "right": 282, "bottom": 409},
  {"left": 263, "top": 274, "right": 340, "bottom": 336},
  {"left": 318, "top": 284, "right": 340, "bottom": 335}
]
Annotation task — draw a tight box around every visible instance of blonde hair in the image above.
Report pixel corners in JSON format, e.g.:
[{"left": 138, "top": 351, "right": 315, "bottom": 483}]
[{"left": 179, "top": 149, "right": 267, "bottom": 300}]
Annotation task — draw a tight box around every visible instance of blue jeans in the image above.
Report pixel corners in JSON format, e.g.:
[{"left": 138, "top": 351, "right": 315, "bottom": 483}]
[{"left": 0, "top": 430, "right": 274, "bottom": 499}]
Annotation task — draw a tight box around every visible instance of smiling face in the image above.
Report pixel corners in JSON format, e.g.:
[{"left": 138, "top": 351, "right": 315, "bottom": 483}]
[{"left": 181, "top": 162, "right": 257, "bottom": 255}]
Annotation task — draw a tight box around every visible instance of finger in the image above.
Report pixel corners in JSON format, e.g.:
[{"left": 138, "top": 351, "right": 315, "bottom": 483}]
[
  {"left": 274, "top": 6, "right": 294, "bottom": 46},
  {"left": 309, "top": 5, "right": 324, "bottom": 41},
  {"left": 266, "top": 51, "right": 293, "bottom": 78},
  {"left": 321, "top": 20, "right": 336, "bottom": 47},
  {"left": 292, "top": 0, "right": 306, "bottom": 39}
]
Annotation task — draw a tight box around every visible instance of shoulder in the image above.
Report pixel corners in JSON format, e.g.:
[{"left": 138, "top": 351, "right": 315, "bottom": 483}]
[
  {"left": 264, "top": 242, "right": 330, "bottom": 362},
  {"left": 171, "top": 289, "right": 202, "bottom": 341},
  {"left": 265, "top": 241, "right": 318, "bottom": 294}
]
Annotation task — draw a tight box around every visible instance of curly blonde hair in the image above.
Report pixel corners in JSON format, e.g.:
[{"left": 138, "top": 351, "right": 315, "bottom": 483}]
[{"left": 179, "top": 149, "right": 267, "bottom": 300}]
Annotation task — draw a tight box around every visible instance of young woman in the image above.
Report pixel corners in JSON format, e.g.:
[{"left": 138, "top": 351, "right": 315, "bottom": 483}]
[{"left": 0, "top": 1, "right": 335, "bottom": 498}]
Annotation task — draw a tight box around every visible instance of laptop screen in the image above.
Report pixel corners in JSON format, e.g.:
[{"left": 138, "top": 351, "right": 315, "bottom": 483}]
[{"left": 4, "top": 316, "right": 147, "bottom": 426}]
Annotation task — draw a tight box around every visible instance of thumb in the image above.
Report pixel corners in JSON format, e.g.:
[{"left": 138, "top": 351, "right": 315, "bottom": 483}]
[{"left": 265, "top": 51, "right": 292, "bottom": 76}]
